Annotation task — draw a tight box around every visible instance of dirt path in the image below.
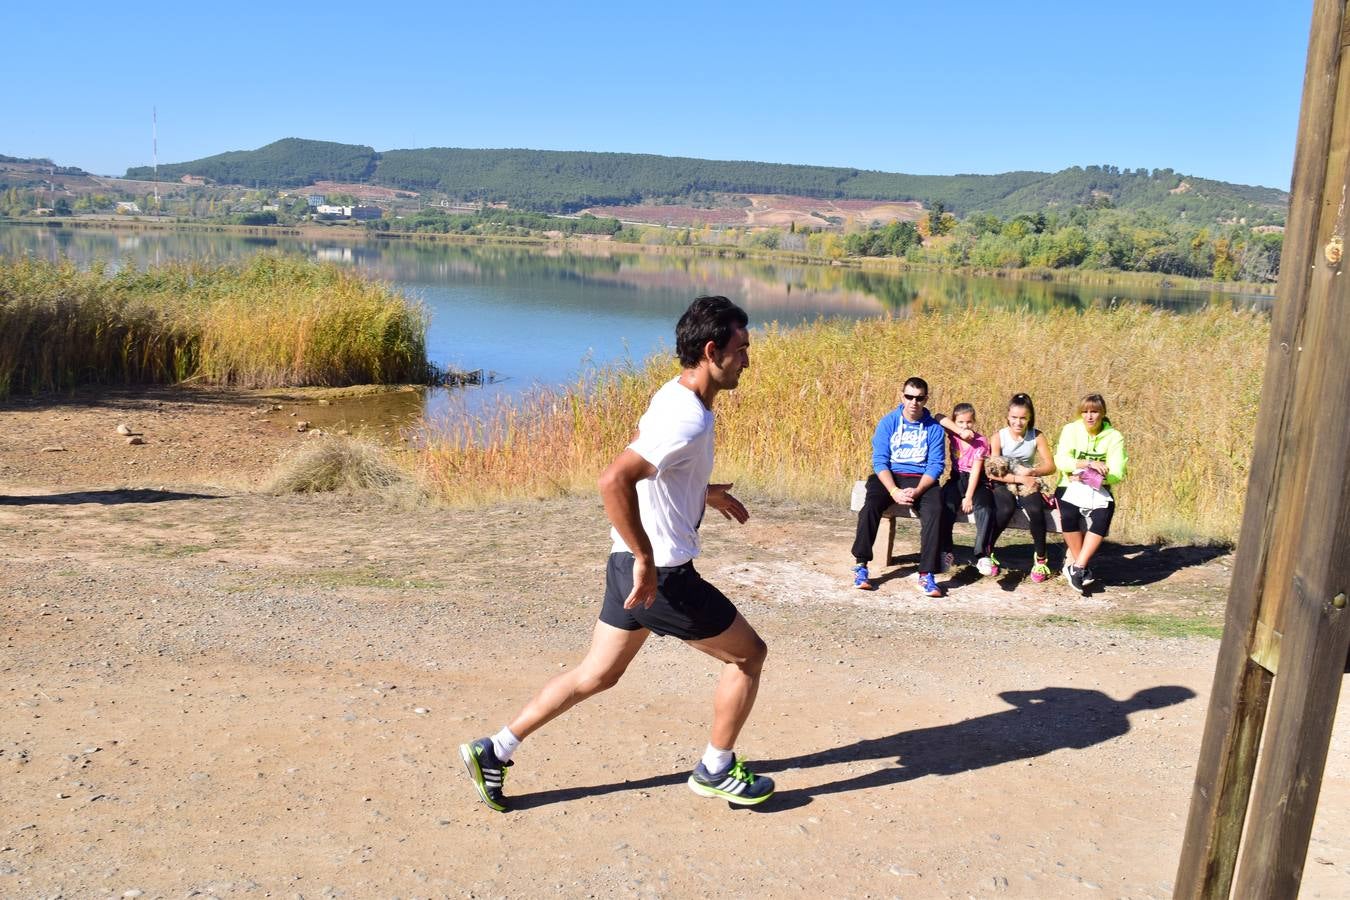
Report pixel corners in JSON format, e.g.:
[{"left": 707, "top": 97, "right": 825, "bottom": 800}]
[{"left": 1, "top": 391, "right": 1346, "bottom": 898}]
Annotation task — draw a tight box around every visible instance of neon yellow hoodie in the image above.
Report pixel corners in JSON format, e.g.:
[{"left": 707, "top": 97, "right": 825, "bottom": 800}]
[{"left": 1054, "top": 419, "right": 1127, "bottom": 488}]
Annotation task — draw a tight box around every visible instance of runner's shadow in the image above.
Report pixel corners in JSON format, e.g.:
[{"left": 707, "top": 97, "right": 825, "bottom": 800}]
[
  {"left": 507, "top": 685, "right": 1194, "bottom": 813},
  {"left": 0, "top": 489, "right": 222, "bottom": 506},
  {"left": 510, "top": 772, "right": 686, "bottom": 811},
  {"left": 749, "top": 685, "right": 1195, "bottom": 811}
]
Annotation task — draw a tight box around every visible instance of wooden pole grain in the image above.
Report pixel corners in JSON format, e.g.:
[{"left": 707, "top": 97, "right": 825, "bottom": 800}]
[{"left": 1174, "top": 2, "right": 1350, "bottom": 897}]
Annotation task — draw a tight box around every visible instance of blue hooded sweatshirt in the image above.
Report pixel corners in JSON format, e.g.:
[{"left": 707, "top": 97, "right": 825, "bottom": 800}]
[{"left": 871, "top": 407, "right": 946, "bottom": 480}]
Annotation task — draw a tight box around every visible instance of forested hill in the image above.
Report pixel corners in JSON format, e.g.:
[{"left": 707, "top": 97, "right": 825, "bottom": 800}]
[
  {"left": 125, "top": 139, "right": 379, "bottom": 188},
  {"left": 125, "top": 138, "right": 1289, "bottom": 224}
]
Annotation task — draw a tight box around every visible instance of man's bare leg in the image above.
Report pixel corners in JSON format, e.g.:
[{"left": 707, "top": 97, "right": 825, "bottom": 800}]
[
  {"left": 508, "top": 620, "right": 649, "bottom": 739},
  {"left": 684, "top": 612, "right": 774, "bottom": 804},
  {"left": 687, "top": 613, "right": 768, "bottom": 751},
  {"left": 460, "top": 621, "right": 648, "bottom": 811}
]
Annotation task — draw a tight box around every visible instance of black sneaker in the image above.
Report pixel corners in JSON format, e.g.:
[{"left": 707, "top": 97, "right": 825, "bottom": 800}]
[
  {"left": 1067, "top": 565, "right": 1086, "bottom": 594},
  {"left": 687, "top": 757, "right": 775, "bottom": 806},
  {"left": 460, "top": 737, "right": 512, "bottom": 812},
  {"left": 1080, "top": 567, "right": 1097, "bottom": 586}
]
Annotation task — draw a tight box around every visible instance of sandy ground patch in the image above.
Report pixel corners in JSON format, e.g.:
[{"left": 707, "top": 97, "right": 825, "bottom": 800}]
[{"left": 1, "top": 389, "right": 1346, "bottom": 897}]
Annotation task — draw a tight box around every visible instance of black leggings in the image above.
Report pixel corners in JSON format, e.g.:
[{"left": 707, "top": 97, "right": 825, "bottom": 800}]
[
  {"left": 989, "top": 483, "right": 1048, "bottom": 559},
  {"left": 939, "top": 472, "right": 994, "bottom": 558}
]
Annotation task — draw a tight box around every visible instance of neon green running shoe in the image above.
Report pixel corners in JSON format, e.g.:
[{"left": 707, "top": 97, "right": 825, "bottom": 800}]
[
  {"left": 688, "top": 757, "right": 775, "bottom": 805},
  {"left": 460, "top": 737, "right": 512, "bottom": 812}
]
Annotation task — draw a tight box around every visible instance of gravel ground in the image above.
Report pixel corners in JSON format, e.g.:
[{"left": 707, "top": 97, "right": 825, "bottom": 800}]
[{"left": 1, "top": 389, "right": 1346, "bottom": 898}]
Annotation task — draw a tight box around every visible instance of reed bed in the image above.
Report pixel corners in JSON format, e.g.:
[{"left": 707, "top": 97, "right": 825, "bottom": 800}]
[
  {"left": 419, "top": 306, "right": 1268, "bottom": 544},
  {"left": 0, "top": 255, "right": 429, "bottom": 397}
]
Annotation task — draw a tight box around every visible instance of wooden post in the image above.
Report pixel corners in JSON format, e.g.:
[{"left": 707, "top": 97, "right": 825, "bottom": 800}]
[{"left": 1175, "top": 1, "right": 1350, "bottom": 896}]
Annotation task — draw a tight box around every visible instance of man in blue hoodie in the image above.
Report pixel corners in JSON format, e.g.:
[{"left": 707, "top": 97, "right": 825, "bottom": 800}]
[{"left": 851, "top": 376, "right": 947, "bottom": 596}]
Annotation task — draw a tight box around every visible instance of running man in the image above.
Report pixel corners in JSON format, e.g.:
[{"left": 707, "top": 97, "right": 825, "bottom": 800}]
[{"left": 459, "top": 295, "right": 774, "bottom": 811}]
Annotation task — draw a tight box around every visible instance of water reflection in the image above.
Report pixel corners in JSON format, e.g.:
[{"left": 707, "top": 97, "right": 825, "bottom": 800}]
[{"left": 0, "top": 223, "right": 1271, "bottom": 416}]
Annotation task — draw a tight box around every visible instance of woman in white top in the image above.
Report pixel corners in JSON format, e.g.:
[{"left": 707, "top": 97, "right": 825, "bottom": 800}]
[{"left": 984, "top": 393, "right": 1057, "bottom": 582}]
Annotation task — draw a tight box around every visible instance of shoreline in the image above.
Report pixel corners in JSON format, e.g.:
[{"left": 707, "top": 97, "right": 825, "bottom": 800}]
[{"left": 2, "top": 215, "right": 1277, "bottom": 297}]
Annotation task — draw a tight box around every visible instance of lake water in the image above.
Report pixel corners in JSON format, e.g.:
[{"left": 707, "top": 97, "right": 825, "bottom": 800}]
[{"left": 1, "top": 223, "right": 1270, "bottom": 416}]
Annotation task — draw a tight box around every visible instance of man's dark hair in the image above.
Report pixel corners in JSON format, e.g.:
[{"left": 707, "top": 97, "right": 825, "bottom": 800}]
[
  {"left": 904, "top": 376, "right": 929, "bottom": 396},
  {"left": 675, "top": 296, "right": 749, "bottom": 368}
]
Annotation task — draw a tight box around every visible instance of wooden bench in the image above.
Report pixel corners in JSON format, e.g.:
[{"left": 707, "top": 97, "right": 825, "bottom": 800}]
[{"left": 851, "top": 479, "right": 1063, "bottom": 567}]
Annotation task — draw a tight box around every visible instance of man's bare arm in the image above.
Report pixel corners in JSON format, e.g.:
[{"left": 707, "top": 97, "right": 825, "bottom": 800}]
[{"left": 598, "top": 449, "right": 658, "bottom": 609}]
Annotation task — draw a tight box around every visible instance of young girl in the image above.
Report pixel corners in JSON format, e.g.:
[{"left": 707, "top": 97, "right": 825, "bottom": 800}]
[
  {"left": 936, "top": 403, "right": 994, "bottom": 570},
  {"left": 984, "top": 393, "right": 1057, "bottom": 582},
  {"left": 1054, "top": 393, "right": 1128, "bottom": 594}
]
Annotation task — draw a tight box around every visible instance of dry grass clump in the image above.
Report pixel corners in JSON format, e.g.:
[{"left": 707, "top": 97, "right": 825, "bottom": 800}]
[
  {"left": 0, "top": 255, "right": 429, "bottom": 397},
  {"left": 419, "top": 306, "right": 1269, "bottom": 544},
  {"left": 263, "top": 436, "right": 420, "bottom": 504}
]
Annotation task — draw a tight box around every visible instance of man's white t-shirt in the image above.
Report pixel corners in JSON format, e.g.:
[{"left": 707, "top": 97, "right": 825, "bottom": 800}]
[{"left": 610, "top": 377, "right": 714, "bottom": 567}]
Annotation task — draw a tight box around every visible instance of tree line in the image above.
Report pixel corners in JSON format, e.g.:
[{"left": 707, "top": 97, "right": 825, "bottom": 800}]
[
  {"left": 914, "top": 206, "right": 1281, "bottom": 282},
  {"left": 367, "top": 208, "right": 622, "bottom": 237},
  {"left": 605, "top": 202, "right": 1282, "bottom": 283}
]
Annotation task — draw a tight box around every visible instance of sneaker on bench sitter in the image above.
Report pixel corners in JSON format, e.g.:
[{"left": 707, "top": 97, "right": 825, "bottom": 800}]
[
  {"left": 916, "top": 572, "right": 944, "bottom": 598},
  {"left": 1030, "top": 555, "right": 1053, "bottom": 583},
  {"left": 852, "top": 563, "right": 874, "bottom": 590}
]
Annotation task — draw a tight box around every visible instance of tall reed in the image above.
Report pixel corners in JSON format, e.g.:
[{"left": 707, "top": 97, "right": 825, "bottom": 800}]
[
  {"left": 419, "top": 306, "right": 1268, "bottom": 544},
  {"left": 0, "top": 255, "right": 429, "bottom": 396}
]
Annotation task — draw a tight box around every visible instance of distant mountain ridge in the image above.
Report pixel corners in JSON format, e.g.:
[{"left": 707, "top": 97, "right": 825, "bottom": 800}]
[{"left": 123, "top": 138, "right": 1288, "bottom": 224}]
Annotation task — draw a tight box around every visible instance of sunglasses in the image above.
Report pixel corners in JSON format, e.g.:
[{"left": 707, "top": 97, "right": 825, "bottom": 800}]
[{"left": 903, "top": 393, "right": 927, "bottom": 402}]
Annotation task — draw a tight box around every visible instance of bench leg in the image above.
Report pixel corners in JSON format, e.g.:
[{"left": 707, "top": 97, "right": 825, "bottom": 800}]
[{"left": 886, "top": 516, "right": 897, "bottom": 567}]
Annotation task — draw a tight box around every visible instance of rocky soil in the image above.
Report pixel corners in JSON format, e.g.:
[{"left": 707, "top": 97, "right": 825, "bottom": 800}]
[{"left": 1, "top": 387, "right": 1346, "bottom": 898}]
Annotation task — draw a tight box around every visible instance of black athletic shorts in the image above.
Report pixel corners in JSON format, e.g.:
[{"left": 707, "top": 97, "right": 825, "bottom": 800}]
[
  {"left": 1056, "top": 489, "right": 1116, "bottom": 537},
  {"left": 599, "top": 552, "right": 738, "bottom": 640}
]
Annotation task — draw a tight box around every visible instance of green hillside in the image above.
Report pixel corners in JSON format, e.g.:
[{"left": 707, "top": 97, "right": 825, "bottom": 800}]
[
  {"left": 122, "top": 139, "right": 1288, "bottom": 224},
  {"left": 980, "top": 165, "right": 1287, "bottom": 225},
  {"left": 373, "top": 148, "right": 1052, "bottom": 214},
  {"left": 126, "top": 138, "right": 378, "bottom": 188}
]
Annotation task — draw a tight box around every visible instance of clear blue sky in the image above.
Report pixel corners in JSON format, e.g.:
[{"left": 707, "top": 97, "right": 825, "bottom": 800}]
[{"left": 1, "top": 1, "right": 1312, "bottom": 189}]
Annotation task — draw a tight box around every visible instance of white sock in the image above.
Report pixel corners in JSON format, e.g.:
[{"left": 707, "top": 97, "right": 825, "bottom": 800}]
[
  {"left": 701, "top": 743, "right": 734, "bottom": 773},
  {"left": 492, "top": 726, "right": 521, "bottom": 762}
]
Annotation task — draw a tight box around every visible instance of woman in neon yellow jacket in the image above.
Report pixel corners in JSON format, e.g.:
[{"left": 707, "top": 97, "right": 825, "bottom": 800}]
[{"left": 1053, "top": 393, "right": 1127, "bottom": 593}]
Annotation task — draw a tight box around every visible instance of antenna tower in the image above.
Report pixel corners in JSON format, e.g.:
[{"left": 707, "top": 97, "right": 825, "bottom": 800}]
[{"left": 153, "top": 107, "right": 159, "bottom": 211}]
